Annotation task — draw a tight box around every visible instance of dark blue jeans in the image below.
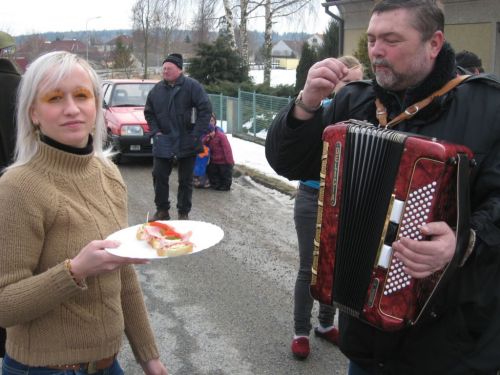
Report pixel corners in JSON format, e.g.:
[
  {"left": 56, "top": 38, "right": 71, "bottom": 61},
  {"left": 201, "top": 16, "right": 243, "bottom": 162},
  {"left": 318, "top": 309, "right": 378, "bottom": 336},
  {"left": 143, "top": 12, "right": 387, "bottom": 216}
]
[
  {"left": 2, "top": 353, "right": 124, "bottom": 375},
  {"left": 153, "top": 156, "right": 196, "bottom": 215}
]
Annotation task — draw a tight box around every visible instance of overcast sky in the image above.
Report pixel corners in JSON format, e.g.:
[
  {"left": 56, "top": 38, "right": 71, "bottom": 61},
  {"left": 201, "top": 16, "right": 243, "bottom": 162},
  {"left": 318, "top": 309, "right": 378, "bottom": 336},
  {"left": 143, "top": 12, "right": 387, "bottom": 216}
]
[{"left": 0, "top": 0, "right": 332, "bottom": 37}]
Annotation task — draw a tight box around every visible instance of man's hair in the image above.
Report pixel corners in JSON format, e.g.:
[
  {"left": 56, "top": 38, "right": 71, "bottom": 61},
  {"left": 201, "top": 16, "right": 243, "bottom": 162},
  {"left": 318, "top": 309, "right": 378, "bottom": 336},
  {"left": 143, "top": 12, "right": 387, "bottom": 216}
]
[
  {"left": 372, "top": 0, "right": 444, "bottom": 41},
  {"left": 456, "top": 50, "right": 484, "bottom": 73}
]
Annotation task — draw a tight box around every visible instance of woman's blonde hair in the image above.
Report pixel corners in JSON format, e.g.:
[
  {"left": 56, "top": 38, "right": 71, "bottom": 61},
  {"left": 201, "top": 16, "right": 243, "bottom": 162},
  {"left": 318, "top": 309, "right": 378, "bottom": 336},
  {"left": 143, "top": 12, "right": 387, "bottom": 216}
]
[
  {"left": 8, "top": 51, "right": 111, "bottom": 170},
  {"left": 338, "top": 55, "right": 364, "bottom": 75}
]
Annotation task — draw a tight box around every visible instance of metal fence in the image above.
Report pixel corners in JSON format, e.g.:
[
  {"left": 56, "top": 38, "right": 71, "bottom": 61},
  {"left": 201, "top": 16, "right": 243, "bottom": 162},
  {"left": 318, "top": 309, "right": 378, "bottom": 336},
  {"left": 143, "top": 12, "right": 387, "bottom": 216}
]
[{"left": 208, "top": 90, "right": 292, "bottom": 144}]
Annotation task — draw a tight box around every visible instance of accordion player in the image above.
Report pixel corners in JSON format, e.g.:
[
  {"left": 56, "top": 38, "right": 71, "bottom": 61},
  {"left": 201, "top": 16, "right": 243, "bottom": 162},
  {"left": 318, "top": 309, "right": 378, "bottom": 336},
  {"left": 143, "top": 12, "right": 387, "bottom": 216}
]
[{"left": 310, "top": 120, "right": 473, "bottom": 331}]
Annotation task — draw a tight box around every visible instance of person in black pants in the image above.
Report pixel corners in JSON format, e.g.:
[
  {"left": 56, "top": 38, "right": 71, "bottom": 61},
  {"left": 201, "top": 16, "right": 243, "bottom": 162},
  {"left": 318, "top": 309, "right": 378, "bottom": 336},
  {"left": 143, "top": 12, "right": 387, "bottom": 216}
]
[
  {"left": 144, "top": 53, "right": 212, "bottom": 220},
  {"left": 203, "top": 114, "right": 234, "bottom": 191}
]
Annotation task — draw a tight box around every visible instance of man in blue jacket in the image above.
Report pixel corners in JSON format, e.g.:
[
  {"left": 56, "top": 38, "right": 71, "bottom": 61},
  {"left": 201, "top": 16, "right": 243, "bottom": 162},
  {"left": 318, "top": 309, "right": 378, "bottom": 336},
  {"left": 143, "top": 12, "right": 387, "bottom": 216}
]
[{"left": 145, "top": 53, "right": 212, "bottom": 220}]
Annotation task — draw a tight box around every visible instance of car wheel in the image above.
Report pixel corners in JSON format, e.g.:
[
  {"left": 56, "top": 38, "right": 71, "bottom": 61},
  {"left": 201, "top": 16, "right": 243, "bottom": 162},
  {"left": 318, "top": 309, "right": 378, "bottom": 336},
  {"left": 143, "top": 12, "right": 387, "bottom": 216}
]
[
  {"left": 112, "top": 152, "right": 122, "bottom": 164},
  {"left": 105, "top": 130, "right": 122, "bottom": 164}
]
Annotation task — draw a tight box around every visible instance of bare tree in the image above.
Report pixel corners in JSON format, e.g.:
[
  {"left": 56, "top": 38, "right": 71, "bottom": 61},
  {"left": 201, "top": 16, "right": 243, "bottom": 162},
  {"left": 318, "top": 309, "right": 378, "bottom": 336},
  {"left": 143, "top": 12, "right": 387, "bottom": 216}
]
[
  {"left": 17, "top": 35, "right": 46, "bottom": 62},
  {"left": 111, "top": 38, "right": 135, "bottom": 78},
  {"left": 156, "top": 0, "right": 181, "bottom": 65},
  {"left": 218, "top": 0, "right": 267, "bottom": 67},
  {"left": 132, "top": 0, "right": 159, "bottom": 78},
  {"left": 261, "top": 0, "right": 312, "bottom": 85},
  {"left": 222, "top": 0, "right": 237, "bottom": 50},
  {"left": 192, "top": 0, "right": 218, "bottom": 45},
  {"left": 237, "top": 0, "right": 267, "bottom": 68},
  {"left": 263, "top": 0, "right": 273, "bottom": 85},
  {"left": 239, "top": 0, "right": 250, "bottom": 66}
]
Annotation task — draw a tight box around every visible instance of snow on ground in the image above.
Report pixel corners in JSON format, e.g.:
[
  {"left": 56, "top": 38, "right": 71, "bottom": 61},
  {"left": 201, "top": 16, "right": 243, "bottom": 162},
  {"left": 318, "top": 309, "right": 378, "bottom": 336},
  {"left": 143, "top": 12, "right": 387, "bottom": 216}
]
[
  {"left": 227, "top": 134, "right": 297, "bottom": 188},
  {"left": 249, "top": 69, "right": 296, "bottom": 87}
]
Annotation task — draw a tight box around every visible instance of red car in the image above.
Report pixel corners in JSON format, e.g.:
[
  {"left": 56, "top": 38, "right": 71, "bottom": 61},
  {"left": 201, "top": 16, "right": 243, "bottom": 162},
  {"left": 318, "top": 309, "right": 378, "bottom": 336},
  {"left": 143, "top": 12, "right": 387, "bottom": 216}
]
[{"left": 102, "top": 79, "right": 158, "bottom": 162}]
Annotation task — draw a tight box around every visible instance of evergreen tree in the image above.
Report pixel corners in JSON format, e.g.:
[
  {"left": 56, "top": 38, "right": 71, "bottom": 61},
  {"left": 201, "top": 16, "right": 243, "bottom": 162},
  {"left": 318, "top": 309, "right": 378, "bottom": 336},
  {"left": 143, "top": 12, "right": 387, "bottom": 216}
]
[
  {"left": 111, "top": 39, "right": 135, "bottom": 77},
  {"left": 353, "top": 33, "right": 374, "bottom": 80},
  {"left": 187, "top": 33, "right": 249, "bottom": 85},
  {"left": 295, "top": 41, "right": 318, "bottom": 91},
  {"left": 319, "top": 19, "right": 340, "bottom": 59}
]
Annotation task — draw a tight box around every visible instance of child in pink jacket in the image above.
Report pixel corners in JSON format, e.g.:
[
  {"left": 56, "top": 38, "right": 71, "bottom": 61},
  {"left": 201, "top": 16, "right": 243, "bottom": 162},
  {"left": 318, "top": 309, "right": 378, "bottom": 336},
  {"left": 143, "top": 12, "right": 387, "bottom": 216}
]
[{"left": 203, "top": 114, "right": 234, "bottom": 191}]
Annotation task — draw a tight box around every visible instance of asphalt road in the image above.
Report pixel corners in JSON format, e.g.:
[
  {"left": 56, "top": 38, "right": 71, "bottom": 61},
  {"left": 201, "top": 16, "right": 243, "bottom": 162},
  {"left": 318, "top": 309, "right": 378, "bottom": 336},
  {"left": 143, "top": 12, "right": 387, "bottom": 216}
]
[{"left": 113, "top": 158, "right": 348, "bottom": 374}]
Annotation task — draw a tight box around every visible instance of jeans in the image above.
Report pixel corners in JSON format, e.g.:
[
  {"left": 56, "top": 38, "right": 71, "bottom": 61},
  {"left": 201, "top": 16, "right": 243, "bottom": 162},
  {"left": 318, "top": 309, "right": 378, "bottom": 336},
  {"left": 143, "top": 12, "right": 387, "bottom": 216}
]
[
  {"left": 153, "top": 156, "right": 196, "bottom": 214},
  {"left": 293, "top": 184, "right": 335, "bottom": 335},
  {"left": 2, "top": 353, "right": 124, "bottom": 375}
]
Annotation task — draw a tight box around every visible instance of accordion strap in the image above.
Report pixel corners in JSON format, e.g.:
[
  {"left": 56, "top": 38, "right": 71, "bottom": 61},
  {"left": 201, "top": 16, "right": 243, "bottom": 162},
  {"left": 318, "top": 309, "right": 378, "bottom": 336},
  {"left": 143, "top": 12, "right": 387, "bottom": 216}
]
[{"left": 375, "top": 75, "right": 470, "bottom": 128}]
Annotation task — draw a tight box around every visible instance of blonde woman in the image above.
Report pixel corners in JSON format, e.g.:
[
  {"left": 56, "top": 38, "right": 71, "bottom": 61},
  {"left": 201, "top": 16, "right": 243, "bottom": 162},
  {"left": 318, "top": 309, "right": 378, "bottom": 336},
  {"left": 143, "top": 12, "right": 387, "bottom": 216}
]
[{"left": 0, "top": 51, "right": 167, "bottom": 375}]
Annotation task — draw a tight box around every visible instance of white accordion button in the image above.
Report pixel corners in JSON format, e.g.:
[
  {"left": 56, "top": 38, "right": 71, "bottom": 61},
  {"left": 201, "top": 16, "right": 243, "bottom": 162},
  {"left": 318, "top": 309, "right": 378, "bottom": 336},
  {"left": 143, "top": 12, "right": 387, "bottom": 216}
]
[
  {"left": 390, "top": 199, "right": 405, "bottom": 224},
  {"left": 377, "top": 244, "right": 393, "bottom": 269}
]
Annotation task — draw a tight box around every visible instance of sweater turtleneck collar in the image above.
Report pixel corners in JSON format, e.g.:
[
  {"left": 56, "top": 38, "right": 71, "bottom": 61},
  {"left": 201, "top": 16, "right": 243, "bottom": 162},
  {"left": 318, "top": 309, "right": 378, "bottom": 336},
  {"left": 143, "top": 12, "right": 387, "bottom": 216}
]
[
  {"left": 40, "top": 134, "right": 94, "bottom": 155},
  {"left": 34, "top": 137, "right": 98, "bottom": 177}
]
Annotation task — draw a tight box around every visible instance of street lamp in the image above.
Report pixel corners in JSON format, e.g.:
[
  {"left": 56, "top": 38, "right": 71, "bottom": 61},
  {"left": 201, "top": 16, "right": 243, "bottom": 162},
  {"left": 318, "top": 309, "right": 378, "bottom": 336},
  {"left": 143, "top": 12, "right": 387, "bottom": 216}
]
[{"left": 86, "top": 16, "right": 102, "bottom": 61}]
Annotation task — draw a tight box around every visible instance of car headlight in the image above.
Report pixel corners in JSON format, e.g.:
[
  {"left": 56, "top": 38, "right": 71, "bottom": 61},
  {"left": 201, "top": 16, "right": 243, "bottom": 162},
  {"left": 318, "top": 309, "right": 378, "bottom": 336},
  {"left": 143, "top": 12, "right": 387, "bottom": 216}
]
[{"left": 120, "top": 125, "right": 144, "bottom": 136}]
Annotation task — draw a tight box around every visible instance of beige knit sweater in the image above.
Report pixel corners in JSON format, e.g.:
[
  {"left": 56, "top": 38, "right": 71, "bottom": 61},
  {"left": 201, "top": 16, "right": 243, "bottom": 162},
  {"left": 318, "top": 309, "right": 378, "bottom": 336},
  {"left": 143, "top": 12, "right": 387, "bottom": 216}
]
[{"left": 0, "top": 142, "right": 159, "bottom": 366}]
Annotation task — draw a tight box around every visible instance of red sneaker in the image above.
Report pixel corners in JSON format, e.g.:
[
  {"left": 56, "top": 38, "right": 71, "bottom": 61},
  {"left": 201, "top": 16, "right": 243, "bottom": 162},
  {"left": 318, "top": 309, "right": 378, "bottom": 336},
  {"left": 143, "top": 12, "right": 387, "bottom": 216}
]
[
  {"left": 291, "top": 337, "right": 310, "bottom": 359},
  {"left": 314, "top": 326, "right": 339, "bottom": 345}
]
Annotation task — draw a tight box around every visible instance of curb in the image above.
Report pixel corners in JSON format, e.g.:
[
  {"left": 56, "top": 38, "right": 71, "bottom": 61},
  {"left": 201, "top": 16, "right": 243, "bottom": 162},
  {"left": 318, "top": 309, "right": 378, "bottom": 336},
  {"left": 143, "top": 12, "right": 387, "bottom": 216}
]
[{"left": 234, "top": 164, "right": 297, "bottom": 197}]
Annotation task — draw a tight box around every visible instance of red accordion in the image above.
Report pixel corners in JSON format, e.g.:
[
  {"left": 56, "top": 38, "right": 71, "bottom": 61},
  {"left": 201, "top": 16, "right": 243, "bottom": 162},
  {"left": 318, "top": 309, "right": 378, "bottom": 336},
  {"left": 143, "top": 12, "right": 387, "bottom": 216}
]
[{"left": 310, "top": 120, "right": 473, "bottom": 331}]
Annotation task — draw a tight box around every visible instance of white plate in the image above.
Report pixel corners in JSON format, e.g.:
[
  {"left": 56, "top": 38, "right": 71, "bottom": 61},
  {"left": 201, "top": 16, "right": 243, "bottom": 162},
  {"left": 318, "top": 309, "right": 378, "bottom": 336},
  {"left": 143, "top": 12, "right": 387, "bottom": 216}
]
[{"left": 105, "top": 220, "right": 224, "bottom": 259}]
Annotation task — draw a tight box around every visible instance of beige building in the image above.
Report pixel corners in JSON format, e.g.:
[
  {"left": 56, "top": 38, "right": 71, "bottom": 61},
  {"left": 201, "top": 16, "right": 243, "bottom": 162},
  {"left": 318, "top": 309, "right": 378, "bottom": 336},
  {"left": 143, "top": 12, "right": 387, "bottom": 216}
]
[{"left": 323, "top": 0, "right": 500, "bottom": 75}]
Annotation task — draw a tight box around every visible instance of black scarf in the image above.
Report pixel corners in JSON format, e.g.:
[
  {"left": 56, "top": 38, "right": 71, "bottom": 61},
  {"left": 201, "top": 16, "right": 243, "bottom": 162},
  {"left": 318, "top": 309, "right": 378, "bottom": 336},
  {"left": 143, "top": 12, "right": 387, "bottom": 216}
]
[{"left": 372, "top": 42, "right": 457, "bottom": 124}]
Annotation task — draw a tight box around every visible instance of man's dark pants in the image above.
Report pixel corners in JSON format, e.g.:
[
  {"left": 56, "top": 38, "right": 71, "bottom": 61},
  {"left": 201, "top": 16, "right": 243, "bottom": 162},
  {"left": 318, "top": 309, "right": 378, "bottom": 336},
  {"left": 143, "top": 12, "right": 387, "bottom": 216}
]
[{"left": 153, "top": 156, "right": 196, "bottom": 215}]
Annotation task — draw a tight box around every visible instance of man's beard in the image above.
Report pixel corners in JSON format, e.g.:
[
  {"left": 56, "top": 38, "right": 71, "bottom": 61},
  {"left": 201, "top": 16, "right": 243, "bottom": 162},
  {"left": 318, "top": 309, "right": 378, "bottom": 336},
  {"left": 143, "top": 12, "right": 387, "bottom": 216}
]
[
  {"left": 372, "top": 59, "right": 399, "bottom": 90},
  {"left": 371, "top": 57, "right": 429, "bottom": 92}
]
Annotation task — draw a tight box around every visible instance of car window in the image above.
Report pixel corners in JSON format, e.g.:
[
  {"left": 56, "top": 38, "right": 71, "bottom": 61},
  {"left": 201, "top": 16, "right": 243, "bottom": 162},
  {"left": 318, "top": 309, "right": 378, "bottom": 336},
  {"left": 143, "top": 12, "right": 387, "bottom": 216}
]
[
  {"left": 103, "top": 83, "right": 113, "bottom": 106},
  {"left": 110, "top": 83, "right": 155, "bottom": 107}
]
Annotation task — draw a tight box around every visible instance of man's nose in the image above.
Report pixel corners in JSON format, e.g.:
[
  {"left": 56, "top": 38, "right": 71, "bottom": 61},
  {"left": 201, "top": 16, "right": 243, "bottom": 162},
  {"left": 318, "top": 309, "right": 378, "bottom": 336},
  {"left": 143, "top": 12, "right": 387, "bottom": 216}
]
[{"left": 369, "top": 40, "right": 385, "bottom": 59}]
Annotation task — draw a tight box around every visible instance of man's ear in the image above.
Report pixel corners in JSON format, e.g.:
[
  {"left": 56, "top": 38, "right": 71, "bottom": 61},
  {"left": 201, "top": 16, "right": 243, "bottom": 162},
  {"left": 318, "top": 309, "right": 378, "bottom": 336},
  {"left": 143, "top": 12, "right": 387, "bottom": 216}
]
[{"left": 429, "top": 30, "right": 445, "bottom": 59}]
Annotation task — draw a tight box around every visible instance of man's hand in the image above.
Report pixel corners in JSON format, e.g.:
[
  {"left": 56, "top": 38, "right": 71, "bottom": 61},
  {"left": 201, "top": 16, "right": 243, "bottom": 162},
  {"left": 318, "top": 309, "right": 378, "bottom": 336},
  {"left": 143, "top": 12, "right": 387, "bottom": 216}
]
[
  {"left": 392, "top": 222, "right": 456, "bottom": 278},
  {"left": 293, "top": 58, "right": 349, "bottom": 120}
]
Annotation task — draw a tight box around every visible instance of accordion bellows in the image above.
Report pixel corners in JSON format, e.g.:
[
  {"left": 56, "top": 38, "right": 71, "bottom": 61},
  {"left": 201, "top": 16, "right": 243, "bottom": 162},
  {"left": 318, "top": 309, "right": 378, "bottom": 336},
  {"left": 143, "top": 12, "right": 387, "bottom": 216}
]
[{"left": 310, "top": 120, "right": 473, "bottom": 331}]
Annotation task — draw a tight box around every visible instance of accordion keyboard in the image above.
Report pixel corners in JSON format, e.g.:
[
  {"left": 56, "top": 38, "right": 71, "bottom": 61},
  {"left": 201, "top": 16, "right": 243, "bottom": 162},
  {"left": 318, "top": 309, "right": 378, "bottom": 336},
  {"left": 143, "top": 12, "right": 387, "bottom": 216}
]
[{"left": 384, "top": 181, "right": 437, "bottom": 296}]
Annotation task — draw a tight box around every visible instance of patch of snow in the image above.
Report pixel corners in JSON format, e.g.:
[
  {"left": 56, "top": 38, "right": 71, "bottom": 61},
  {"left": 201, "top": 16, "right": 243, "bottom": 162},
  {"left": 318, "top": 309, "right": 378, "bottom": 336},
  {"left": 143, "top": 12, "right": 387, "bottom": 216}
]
[{"left": 249, "top": 69, "right": 296, "bottom": 87}]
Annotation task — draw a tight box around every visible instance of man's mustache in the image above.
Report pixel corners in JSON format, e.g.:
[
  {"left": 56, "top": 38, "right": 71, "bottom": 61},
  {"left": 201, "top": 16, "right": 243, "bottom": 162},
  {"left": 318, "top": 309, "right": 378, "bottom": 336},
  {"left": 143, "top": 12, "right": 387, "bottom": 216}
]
[{"left": 372, "top": 59, "right": 391, "bottom": 69}]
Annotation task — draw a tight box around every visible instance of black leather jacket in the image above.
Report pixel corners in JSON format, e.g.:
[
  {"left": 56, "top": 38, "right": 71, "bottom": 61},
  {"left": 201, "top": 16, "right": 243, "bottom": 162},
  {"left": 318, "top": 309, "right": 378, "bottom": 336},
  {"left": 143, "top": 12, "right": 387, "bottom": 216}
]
[{"left": 266, "top": 44, "right": 500, "bottom": 374}]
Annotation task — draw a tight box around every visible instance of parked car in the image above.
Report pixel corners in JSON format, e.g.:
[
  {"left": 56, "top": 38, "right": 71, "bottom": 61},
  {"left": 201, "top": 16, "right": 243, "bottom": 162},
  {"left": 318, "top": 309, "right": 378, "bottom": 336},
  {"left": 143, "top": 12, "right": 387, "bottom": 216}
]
[{"left": 102, "top": 79, "right": 158, "bottom": 162}]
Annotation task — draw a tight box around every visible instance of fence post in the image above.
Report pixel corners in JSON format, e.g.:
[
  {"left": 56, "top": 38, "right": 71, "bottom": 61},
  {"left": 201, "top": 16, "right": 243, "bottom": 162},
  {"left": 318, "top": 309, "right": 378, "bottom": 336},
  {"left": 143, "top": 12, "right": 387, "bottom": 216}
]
[
  {"left": 219, "top": 93, "right": 224, "bottom": 132},
  {"left": 252, "top": 91, "right": 257, "bottom": 137},
  {"left": 237, "top": 89, "right": 241, "bottom": 136}
]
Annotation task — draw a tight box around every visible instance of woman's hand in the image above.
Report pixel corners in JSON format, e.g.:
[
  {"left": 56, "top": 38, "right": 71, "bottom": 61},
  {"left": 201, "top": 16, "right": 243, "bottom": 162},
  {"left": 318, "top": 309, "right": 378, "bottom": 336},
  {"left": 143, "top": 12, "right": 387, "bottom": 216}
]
[
  {"left": 141, "top": 358, "right": 168, "bottom": 375},
  {"left": 69, "top": 240, "right": 149, "bottom": 280}
]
